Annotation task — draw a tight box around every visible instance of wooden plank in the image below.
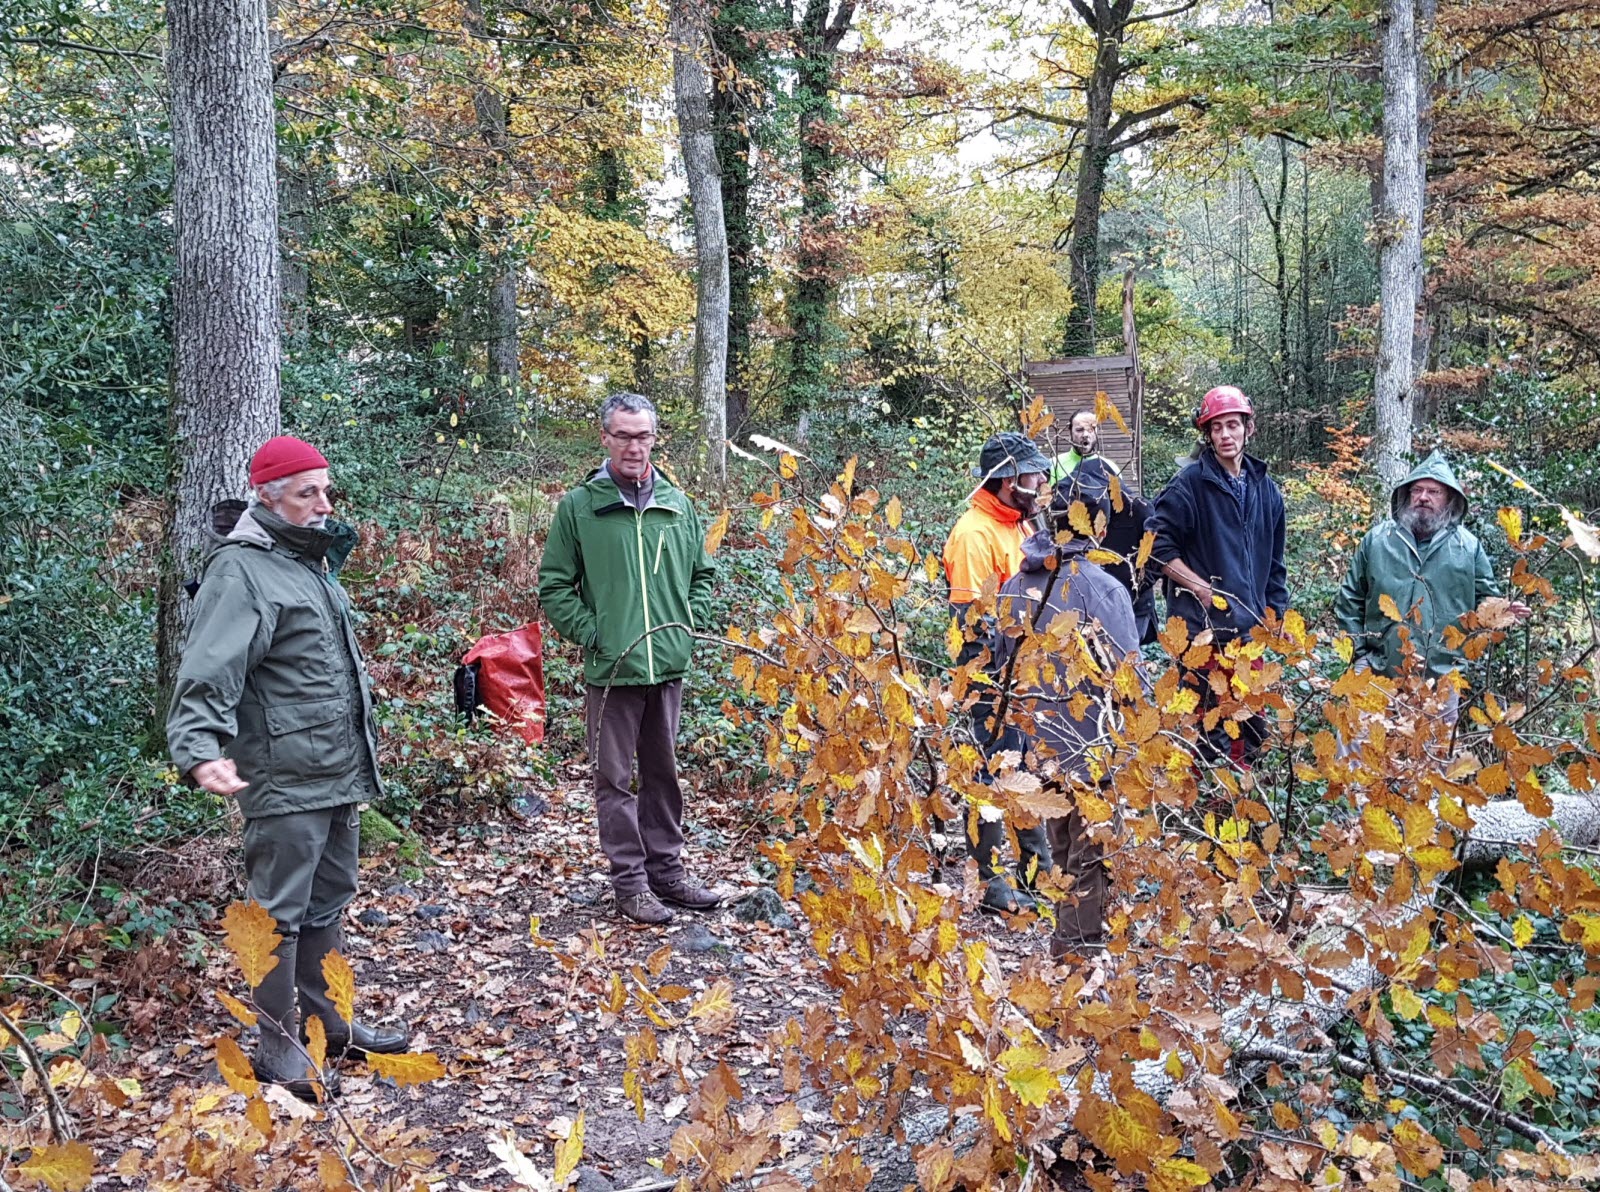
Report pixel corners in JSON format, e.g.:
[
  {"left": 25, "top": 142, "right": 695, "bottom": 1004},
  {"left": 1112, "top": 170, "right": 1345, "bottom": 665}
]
[{"left": 1024, "top": 356, "right": 1135, "bottom": 377}]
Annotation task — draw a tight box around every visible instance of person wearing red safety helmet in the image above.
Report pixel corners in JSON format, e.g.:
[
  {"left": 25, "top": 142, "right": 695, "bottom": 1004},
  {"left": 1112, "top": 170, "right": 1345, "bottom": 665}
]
[{"left": 1146, "top": 386, "right": 1289, "bottom": 764}]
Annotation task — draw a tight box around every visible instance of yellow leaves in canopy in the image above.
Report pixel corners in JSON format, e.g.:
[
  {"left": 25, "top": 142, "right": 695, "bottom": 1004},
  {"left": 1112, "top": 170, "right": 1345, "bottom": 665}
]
[{"left": 535, "top": 205, "right": 692, "bottom": 342}]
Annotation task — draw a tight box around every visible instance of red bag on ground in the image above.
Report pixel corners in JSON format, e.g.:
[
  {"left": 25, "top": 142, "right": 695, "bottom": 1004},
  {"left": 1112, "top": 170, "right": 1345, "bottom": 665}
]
[{"left": 461, "top": 623, "right": 546, "bottom": 744}]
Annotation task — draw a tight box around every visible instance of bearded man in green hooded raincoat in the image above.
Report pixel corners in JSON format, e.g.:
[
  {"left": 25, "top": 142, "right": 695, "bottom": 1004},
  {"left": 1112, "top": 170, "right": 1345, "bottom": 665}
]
[{"left": 1334, "top": 452, "right": 1531, "bottom": 701}]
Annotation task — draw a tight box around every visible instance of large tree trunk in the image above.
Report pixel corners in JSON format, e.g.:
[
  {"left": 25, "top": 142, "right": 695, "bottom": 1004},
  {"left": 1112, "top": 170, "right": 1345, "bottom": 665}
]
[
  {"left": 786, "top": 0, "right": 854, "bottom": 415},
  {"left": 1372, "top": 0, "right": 1422, "bottom": 488},
  {"left": 158, "top": 0, "right": 282, "bottom": 692},
  {"left": 712, "top": 14, "right": 756, "bottom": 437},
  {"left": 1063, "top": 32, "right": 1119, "bottom": 359},
  {"left": 672, "top": 0, "right": 729, "bottom": 483},
  {"left": 465, "top": 0, "right": 520, "bottom": 418}
]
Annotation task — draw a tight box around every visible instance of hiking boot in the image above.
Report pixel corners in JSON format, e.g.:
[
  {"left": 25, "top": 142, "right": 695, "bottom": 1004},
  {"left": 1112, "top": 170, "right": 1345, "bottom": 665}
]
[
  {"left": 979, "top": 875, "right": 1036, "bottom": 916},
  {"left": 617, "top": 891, "right": 675, "bottom": 925},
  {"left": 650, "top": 879, "right": 723, "bottom": 911}
]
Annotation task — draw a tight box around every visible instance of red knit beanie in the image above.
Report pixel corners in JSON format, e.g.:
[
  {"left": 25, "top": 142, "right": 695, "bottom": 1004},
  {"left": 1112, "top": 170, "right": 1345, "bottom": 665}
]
[{"left": 250, "top": 436, "right": 329, "bottom": 486}]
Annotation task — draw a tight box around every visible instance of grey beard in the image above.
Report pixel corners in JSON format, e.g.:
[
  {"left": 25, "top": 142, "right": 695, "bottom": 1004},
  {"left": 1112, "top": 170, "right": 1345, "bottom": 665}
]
[{"left": 1399, "top": 504, "right": 1447, "bottom": 539}]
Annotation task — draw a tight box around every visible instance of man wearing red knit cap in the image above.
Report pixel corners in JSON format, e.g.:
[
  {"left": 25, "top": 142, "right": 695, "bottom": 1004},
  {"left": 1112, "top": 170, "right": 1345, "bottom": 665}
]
[{"left": 167, "top": 435, "right": 410, "bottom": 1101}]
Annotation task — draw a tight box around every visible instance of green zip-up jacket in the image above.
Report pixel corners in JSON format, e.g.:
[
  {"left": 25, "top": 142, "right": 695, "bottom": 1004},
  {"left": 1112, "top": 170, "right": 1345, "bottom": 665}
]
[
  {"left": 1333, "top": 452, "right": 1501, "bottom": 678},
  {"left": 166, "top": 502, "right": 383, "bottom": 819},
  {"left": 538, "top": 465, "right": 717, "bottom": 687}
]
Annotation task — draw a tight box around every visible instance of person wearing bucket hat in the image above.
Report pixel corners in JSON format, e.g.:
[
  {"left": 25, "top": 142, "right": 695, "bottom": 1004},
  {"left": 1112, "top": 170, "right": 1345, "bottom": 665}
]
[
  {"left": 981, "top": 472, "right": 1145, "bottom": 957},
  {"left": 943, "top": 431, "right": 1054, "bottom": 915},
  {"left": 167, "top": 435, "right": 411, "bottom": 1102}
]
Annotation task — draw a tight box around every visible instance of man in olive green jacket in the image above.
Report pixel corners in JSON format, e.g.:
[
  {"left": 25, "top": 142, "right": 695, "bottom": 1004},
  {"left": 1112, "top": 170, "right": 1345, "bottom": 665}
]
[
  {"left": 1335, "top": 451, "right": 1530, "bottom": 694},
  {"left": 539, "top": 393, "right": 720, "bottom": 926},
  {"left": 168, "top": 436, "right": 409, "bottom": 1100}
]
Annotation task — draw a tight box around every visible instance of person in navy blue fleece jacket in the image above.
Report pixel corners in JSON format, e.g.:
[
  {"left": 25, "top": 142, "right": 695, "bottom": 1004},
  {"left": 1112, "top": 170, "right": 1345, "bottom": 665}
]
[{"left": 1147, "top": 386, "right": 1288, "bottom": 762}]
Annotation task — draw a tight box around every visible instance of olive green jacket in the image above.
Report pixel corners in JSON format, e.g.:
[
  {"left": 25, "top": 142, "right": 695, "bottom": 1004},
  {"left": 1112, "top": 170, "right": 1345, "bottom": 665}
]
[
  {"left": 538, "top": 465, "right": 716, "bottom": 687},
  {"left": 166, "top": 503, "right": 382, "bottom": 818},
  {"left": 1333, "top": 453, "right": 1502, "bottom": 678}
]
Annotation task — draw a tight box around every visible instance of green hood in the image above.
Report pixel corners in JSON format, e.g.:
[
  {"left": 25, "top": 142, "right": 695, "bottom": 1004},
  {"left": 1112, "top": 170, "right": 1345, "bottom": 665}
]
[{"left": 1390, "top": 451, "right": 1468, "bottom": 525}]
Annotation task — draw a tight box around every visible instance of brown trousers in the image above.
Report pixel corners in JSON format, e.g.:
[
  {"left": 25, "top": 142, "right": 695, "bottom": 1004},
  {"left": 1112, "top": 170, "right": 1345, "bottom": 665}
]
[
  {"left": 1047, "top": 801, "right": 1106, "bottom": 958},
  {"left": 586, "top": 680, "right": 687, "bottom": 896}
]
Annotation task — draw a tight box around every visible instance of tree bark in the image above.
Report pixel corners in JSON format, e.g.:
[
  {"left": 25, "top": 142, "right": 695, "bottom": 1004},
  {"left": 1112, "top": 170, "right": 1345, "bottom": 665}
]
[
  {"left": 159, "top": 0, "right": 282, "bottom": 692},
  {"left": 1057, "top": 0, "right": 1193, "bottom": 359},
  {"left": 1062, "top": 23, "right": 1120, "bottom": 358},
  {"left": 1372, "top": 0, "right": 1422, "bottom": 488},
  {"left": 786, "top": 0, "right": 854, "bottom": 414},
  {"left": 712, "top": 13, "right": 757, "bottom": 437},
  {"left": 672, "top": 0, "right": 729, "bottom": 483},
  {"left": 465, "top": 0, "right": 521, "bottom": 413}
]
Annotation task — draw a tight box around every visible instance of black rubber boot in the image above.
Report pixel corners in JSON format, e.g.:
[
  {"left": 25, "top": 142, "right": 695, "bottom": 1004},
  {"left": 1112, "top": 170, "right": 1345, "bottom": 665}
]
[
  {"left": 968, "top": 815, "right": 1007, "bottom": 882},
  {"left": 253, "top": 936, "right": 340, "bottom": 1102},
  {"left": 1015, "top": 823, "right": 1053, "bottom": 891},
  {"left": 980, "top": 875, "right": 1036, "bottom": 915},
  {"left": 298, "top": 921, "right": 411, "bottom": 1059}
]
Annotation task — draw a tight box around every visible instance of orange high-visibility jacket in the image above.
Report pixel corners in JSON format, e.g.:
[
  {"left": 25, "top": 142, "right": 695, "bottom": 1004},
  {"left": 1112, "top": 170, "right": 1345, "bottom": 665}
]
[{"left": 943, "top": 487, "right": 1027, "bottom": 606}]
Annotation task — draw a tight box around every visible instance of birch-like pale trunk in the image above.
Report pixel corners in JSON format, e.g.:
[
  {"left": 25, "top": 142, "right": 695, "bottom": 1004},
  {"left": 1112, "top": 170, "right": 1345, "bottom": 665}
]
[
  {"left": 1372, "top": 0, "right": 1422, "bottom": 489},
  {"left": 671, "top": 0, "right": 728, "bottom": 484},
  {"left": 159, "top": 0, "right": 282, "bottom": 690}
]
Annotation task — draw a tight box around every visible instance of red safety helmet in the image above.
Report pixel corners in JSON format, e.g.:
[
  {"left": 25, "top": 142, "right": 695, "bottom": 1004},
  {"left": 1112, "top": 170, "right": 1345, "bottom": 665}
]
[{"left": 1194, "top": 385, "right": 1254, "bottom": 428}]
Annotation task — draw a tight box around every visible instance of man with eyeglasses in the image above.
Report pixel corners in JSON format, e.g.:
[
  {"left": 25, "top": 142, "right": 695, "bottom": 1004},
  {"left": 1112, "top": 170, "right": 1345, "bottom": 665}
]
[{"left": 538, "top": 393, "right": 722, "bottom": 925}]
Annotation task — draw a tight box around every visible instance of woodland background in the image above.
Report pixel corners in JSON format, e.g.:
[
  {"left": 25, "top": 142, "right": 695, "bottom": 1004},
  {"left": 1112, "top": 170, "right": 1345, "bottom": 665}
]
[{"left": 4, "top": 0, "right": 1600, "bottom": 1188}]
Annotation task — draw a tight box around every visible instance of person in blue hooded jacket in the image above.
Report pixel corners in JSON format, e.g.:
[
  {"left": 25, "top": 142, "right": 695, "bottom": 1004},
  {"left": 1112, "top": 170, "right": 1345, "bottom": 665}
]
[{"left": 1146, "top": 386, "right": 1288, "bottom": 763}]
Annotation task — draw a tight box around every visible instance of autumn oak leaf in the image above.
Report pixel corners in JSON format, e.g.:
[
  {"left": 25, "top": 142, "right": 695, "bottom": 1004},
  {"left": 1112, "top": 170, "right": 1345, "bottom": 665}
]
[
  {"left": 221, "top": 900, "right": 282, "bottom": 989},
  {"left": 215, "top": 1033, "right": 259, "bottom": 1098},
  {"left": 17, "top": 1141, "right": 94, "bottom": 1192},
  {"left": 366, "top": 1050, "right": 446, "bottom": 1087},
  {"left": 320, "top": 950, "right": 356, "bottom": 1025}
]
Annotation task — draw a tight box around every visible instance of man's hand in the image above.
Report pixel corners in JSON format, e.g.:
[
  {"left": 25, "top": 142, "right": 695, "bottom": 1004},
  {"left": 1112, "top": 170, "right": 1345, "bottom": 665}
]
[
  {"left": 192, "top": 758, "right": 247, "bottom": 795},
  {"left": 1510, "top": 600, "right": 1533, "bottom": 621}
]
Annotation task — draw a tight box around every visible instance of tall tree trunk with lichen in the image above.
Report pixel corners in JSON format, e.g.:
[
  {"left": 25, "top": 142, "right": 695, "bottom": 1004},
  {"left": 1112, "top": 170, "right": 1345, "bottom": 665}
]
[
  {"left": 672, "top": 0, "right": 729, "bottom": 482},
  {"left": 465, "top": 0, "right": 520, "bottom": 428},
  {"left": 1372, "top": 0, "right": 1422, "bottom": 488},
  {"left": 159, "top": 0, "right": 282, "bottom": 692}
]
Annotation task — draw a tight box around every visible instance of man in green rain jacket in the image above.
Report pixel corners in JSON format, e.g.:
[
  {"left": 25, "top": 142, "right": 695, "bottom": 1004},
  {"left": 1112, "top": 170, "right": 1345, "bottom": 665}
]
[
  {"left": 1335, "top": 451, "right": 1530, "bottom": 690},
  {"left": 539, "top": 393, "right": 720, "bottom": 926},
  {"left": 167, "top": 436, "right": 410, "bottom": 1102}
]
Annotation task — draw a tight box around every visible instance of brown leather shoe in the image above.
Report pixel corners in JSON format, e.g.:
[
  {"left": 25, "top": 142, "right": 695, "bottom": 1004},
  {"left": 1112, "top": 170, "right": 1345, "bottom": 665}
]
[
  {"left": 651, "top": 879, "right": 724, "bottom": 911},
  {"left": 617, "top": 891, "right": 675, "bottom": 925}
]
